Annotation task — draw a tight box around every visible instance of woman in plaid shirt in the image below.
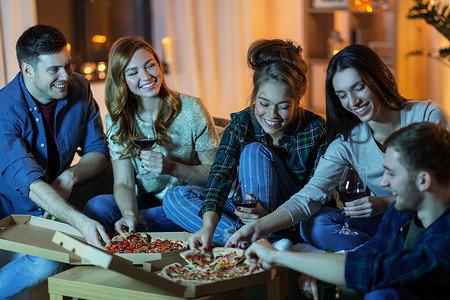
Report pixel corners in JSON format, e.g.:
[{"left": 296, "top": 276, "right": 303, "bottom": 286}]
[{"left": 163, "top": 39, "right": 327, "bottom": 249}]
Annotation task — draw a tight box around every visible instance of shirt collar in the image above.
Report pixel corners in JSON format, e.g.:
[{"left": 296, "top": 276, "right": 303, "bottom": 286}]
[
  {"left": 19, "top": 72, "right": 68, "bottom": 113},
  {"left": 19, "top": 73, "right": 39, "bottom": 113}
]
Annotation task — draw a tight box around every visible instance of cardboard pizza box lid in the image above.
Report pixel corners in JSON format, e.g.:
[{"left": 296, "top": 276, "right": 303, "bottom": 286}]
[
  {"left": 0, "top": 215, "right": 87, "bottom": 264},
  {"left": 52, "top": 231, "right": 190, "bottom": 297},
  {"left": 0, "top": 215, "right": 192, "bottom": 265}
]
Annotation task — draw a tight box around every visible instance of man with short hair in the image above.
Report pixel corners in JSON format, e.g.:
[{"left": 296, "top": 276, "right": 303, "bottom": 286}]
[
  {"left": 0, "top": 24, "right": 111, "bottom": 298},
  {"left": 245, "top": 122, "right": 450, "bottom": 300}
]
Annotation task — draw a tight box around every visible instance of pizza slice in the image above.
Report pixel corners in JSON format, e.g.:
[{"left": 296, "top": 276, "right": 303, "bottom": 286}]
[
  {"left": 160, "top": 263, "right": 215, "bottom": 283},
  {"left": 111, "top": 232, "right": 151, "bottom": 243},
  {"left": 143, "top": 238, "right": 187, "bottom": 253},
  {"left": 180, "top": 250, "right": 213, "bottom": 268},
  {"left": 211, "top": 247, "right": 245, "bottom": 271}
]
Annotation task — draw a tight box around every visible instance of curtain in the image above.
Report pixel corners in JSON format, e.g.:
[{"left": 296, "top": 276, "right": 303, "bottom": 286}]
[
  {"left": 150, "top": 0, "right": 303, "bottom": 119},
  {"left": 0, "top": 0, "right": 37, "bottom": 87}
]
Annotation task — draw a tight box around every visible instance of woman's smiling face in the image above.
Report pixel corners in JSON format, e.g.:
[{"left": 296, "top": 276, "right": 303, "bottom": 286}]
[
  {"left": 254, "top": 80, "right": 295, "bottom": 143},
  {"left": 332, "top": 67, "right": 383, "bottom": 122}
]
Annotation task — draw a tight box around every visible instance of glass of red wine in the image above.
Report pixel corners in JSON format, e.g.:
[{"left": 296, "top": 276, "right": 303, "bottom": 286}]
[
  {"left": 335, "top": 166, "right": 366, "bottom": 235},
  {"left": 133, "top": 121, "right": 157, "bottom": 179},
  {"left": 223, "top": 178, "right": 259, "bottom": 239}
]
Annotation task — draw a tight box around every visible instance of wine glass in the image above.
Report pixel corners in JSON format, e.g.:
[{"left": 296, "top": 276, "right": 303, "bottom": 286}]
[
  {"left": 222, "top": 178, "right": 259, "bottom": 239},
  {"left": 335, "top": 166, "right": 366, "bottom": 235},
  {"left": 133, "top": 121, "right": 157, "bottom": 179}
]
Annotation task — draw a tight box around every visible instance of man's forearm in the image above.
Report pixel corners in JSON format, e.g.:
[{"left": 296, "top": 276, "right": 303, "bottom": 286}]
[
  {"left": 69, "top": 152, "right": 108, "bottom": 185},
  {"left": 273, "top": 251, "right": 347, "bottom": 286},
  {"left": 29, "top": 179, "right": 83, "bottom": 224}
]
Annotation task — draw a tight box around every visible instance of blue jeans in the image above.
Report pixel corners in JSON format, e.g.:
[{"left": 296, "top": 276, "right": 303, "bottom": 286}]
[
  {"left": 83, "top": 193, "right": 183, "bottom": 233},
  {"left": 300, "top": 207, "right": 382, "bottom": 251},
  {"left": 0, "top": 252, "right": 64, "bottom": 299},
  {"left": 364, "top": 287, "right": 421, "bottom": 300},
  {"left": 163, "top": 142, "right": 302, "bottom": 243}
]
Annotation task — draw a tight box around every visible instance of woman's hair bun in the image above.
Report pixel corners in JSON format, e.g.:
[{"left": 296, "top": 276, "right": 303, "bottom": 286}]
[{"left": 247, "top": 39, "right": 304, "bottom": 70}]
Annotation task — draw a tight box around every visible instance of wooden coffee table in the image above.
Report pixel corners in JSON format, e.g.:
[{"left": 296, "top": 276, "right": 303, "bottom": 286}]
[{"left": 48, "top": 266, "right": 287, "bottom": 300}]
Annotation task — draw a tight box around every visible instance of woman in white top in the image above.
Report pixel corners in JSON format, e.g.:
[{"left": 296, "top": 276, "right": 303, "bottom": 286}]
[
  {"left": 83, "top": 37, "right": 219, "bottom": 234},
  {"left": 226, "top": 44, "right": 449, "bottom": 251}
]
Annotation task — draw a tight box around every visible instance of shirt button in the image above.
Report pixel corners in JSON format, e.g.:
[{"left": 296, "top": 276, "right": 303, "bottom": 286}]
[
  {"left": 35, "top": 118, "right": 40, "bottom": 122},
  {"left": 40, "top": 143, "right": 45, "bottom": 148}
]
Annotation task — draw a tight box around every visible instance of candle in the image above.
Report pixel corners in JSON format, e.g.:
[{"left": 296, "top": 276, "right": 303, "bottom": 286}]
[{"left": 162, "top": 37, "right": 172, "bottom": 66}]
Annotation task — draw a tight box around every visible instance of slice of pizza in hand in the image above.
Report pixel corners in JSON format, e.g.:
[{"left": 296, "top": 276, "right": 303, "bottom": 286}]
[{"left": 180, "top": 250, "right": 213, "bottom": 268}]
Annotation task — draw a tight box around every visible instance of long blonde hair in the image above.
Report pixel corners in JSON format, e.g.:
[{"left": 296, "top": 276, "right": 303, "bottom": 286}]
[{"left": 105, "top": 37, "right": 180, "bottom": 158}]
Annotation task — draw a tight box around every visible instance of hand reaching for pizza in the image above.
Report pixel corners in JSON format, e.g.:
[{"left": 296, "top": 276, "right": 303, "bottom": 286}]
[
  {"left": 225, "top": 222, "right": 259, "bottom": 249},
  {"left": 234, "top": 202, "right": 268, "bottom": 224},
  {"left": 244, "top": 238, "right": 277, "bottom": 271},
  {"left": 114, "top": 215, "right": 138, "bottom": 234},
  {"left": 187, "top": 227, "right": 214, "bottom": 251},
  {"left": 73, "top": 214, "right": 111, "bottom": 248}
]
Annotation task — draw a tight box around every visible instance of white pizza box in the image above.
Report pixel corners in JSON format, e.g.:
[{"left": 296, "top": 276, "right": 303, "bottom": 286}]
[
  {"left": 0, "top": 215, "right": 87, "bottom": 264},
  {"left": 53, "top": 231, "right": 278, "bottom": 298},
  {"left": 0, "top": 215, "right": 191, "bottom": 265}
]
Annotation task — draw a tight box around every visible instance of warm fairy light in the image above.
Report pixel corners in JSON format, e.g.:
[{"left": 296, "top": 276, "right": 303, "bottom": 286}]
[
  {"left": 83, "top": 66, "right": 94, "bottom": 74},
  {"left": 97, "top": 61, "right": 106, "bottom": 72},
  {"left": 92, "top": 35, "right": 106, "bottom": 44},
  {"left": 66, "top": 43, "right": 71, "bottom": 51},
  {"left": 98, "top": 72, "right": 106, "bottom": 80},
  {"left": 333, "top": 49, "right": 340, "bottom": 55},
  {"left": 366, "top": 5, "right": 373, "bottom": 12}
]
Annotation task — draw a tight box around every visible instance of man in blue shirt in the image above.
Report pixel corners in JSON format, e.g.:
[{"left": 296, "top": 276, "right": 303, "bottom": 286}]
[
  {"left": 0, "top": 24, "right": 111, "bottom": 298},
  {"left": 243, "top": 122, "right": 450, "bottom": 300}
]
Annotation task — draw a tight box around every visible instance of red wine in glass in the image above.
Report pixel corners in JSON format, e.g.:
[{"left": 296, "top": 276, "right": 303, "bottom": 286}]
[
  {"left": 222, "top": 178, "right": 259, "bottom": 240},
  {"left": 133, "top": 121, "right": 157, "bottom": 179},
  {"left": 233, "top": 198, "right": 258, "bottom": 208},
  {"left": 340, "top": 190, "right": 366, "bottom": 203},
  {"left": 133, "top": 138, "right": 156, "bottom": 150},
  {"left": 335, "top": 166, "right": 366, "bottom": 235}
]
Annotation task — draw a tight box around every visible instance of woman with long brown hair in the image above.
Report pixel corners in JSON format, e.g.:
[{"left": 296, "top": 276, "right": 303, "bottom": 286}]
[
  {"left": 83, "top": 37, "right": 219, "bottom": 234},
  {"left": 163, "top": 39, "right": 327, "bottom": 249}
]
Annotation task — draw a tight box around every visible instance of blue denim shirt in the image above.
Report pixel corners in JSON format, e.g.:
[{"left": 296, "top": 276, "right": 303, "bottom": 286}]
[{"left": 0, "top": 72, "right": 109, "bottom": 218}]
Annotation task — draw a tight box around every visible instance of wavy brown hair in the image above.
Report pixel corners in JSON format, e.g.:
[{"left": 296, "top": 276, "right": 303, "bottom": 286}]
[
  {"left": 105, "top": 37, "right": 180, "bottom": 158},
  {"left": 247, "top": 39, "right": 309, "bottom": 130}
]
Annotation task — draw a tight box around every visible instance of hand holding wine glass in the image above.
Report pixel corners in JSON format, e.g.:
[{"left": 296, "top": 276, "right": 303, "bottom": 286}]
[
  {"left": 133, "top": 121, "right": 157, "bottom": 179},
  {"left": 335, "top": 166, "right": 366, "bottom": 235},
  {"left": 222, "top": 178, "right": 259, "bottom": 239}
]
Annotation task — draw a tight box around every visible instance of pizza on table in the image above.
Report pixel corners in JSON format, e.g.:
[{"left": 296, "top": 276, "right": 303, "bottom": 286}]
[{"left": 161, "top": 248, "right": 263, "bottom": 283}]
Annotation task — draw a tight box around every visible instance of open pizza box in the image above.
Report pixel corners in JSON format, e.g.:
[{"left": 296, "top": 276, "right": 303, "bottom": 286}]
[
  {"left": 0, "top": 215, "right": 191, "bottom": 265},
  {"left": 0, "top": 215, "right": 87, "bottom": 264},
  {"left": 53, "top": 230, "right": 278, "bottom": 298}
]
